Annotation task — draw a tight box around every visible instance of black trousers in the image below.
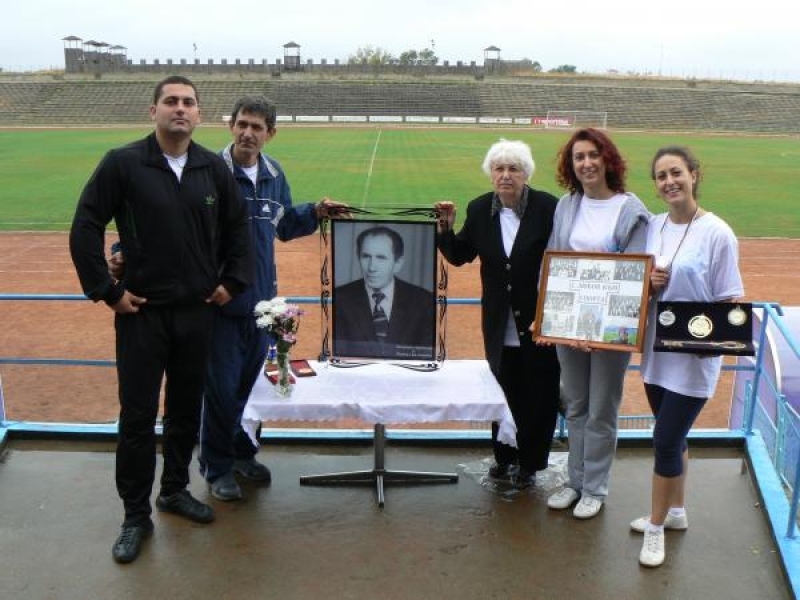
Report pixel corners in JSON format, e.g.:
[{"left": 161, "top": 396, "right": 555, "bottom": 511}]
[
  {"left": 644, "top": 383, "right": 707, "bottom": 477},
  {"left": 114, "top": 303, "right": 214, "bottom": 526},
  {"left": 492, "top": 344, "right": 561, "bottom": 472}
]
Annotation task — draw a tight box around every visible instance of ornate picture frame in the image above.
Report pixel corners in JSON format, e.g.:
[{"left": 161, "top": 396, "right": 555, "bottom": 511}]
[
  {"left": 532, "top": 250, "right": 653, "bottom": 352},
  {"left": 321, "top": 218, "right": 445, "bottom": 365}
]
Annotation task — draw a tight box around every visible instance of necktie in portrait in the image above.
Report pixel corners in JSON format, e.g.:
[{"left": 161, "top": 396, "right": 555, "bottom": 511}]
[{"left": 372, "top": 291, "right": 389, "bottom": 341}]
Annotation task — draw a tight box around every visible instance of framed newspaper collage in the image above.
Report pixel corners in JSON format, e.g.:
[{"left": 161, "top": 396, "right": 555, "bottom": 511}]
[{"left": 532, "top": 251, "right": 653, "bottom": 353}]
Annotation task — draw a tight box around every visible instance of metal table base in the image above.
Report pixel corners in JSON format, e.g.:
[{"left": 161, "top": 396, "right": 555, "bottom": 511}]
[{"left": 298, "top": 423, "right": 459, "bottom": 507}]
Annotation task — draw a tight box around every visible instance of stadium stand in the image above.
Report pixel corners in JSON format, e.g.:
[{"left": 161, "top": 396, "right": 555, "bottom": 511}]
[{"left": 1, "top": 77, "right": 799, "bottom": 132}]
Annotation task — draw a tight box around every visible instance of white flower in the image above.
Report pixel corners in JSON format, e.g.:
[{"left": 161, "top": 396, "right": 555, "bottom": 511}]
[
  {"left": 254, "top": 297, "right": 303, "bottom": 343},
  {"left": 254, "top": 300, "right": 271, "bottom": 315}
]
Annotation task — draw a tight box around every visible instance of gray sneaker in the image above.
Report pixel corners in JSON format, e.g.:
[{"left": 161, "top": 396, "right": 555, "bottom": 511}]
[
  {"left": 233, "top": 458, "right": 272, "bottom": 483},
  {"left": 210, "top": 472, "right": 243, "bottom": 501}
]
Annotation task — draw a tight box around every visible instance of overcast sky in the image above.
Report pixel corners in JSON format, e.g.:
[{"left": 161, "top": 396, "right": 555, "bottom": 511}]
[{"left": 2, "top": 0, "right": 799, "bottom": 82}]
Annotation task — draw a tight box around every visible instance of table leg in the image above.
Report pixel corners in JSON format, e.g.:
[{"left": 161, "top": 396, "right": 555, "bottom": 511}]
[{"left": 299, "top": 423, "right": 458, "bottom": 507}]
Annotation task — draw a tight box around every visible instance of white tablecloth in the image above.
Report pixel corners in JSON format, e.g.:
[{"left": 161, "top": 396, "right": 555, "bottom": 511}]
[{"left": 242, "top": 359, "right": 517, "bottom": 446}]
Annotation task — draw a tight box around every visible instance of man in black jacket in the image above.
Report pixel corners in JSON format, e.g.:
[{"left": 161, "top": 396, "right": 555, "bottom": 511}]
[
  {"left": 435, "top": 139, "right": 561, "bottom": 489},
  {"left": 69, "top": 75, "right": 253, "bottom": 564}
]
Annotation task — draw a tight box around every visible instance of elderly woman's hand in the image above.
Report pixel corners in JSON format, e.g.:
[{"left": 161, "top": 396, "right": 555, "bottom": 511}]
[{"left": 434, "top": 201, "right": 456, "bottom": 234}]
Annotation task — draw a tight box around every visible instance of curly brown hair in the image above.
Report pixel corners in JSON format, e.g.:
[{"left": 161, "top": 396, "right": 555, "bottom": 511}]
[{"left": 555, "top": 128, "right": 627, "bottom": 195}]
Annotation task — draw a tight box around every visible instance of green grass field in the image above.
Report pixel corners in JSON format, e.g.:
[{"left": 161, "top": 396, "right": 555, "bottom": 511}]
[{"left": 0, "top": 126, "right": 795, "bottom": 237}]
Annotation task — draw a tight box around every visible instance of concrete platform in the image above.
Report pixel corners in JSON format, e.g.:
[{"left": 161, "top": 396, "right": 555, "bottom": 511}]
[{"left": 0, "top": 439, "right": 791, "bottom": 599}]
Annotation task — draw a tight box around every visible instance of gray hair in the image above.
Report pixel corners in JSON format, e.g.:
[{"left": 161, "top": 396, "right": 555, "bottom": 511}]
[{"left": 481, "top": 139, "right": 535, "bottom": 180}]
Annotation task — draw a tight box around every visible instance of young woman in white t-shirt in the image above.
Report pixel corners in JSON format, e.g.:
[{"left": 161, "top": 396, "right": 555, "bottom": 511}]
[{"left": 634, "top": 146, "right": 745, "bottom": 568}]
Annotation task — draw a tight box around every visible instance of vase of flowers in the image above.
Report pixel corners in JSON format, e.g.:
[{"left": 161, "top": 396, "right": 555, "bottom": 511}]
[{"left": 254, "top": 297, "right": 304, "bottom": 398}]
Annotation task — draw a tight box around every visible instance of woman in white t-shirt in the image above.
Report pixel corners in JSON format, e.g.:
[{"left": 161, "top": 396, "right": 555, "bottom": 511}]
[
  {"left": 544, "top": 128, "right": 650, "bottom": 520},
  {"left": 633, "top": 146, "right": 744, "bottom": 568}
]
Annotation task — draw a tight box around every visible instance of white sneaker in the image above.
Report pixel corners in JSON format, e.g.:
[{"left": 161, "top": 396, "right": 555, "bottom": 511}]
[
  {"left": 639, "top": 528, "right": 666, "bottom": 567},
  {"left": 547, "top": 487, "right": 579, "bottom": 510},
  {"left": 573, "top": 495, "right": 604, "bottom": 519},
  {"left": 630, "top": 511, "right": 689, "bottom": 533}
]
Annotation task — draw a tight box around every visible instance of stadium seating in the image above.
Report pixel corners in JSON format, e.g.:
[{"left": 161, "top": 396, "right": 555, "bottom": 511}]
[{"left": 0, "top": 77, "right": 798, "bottom": 132}]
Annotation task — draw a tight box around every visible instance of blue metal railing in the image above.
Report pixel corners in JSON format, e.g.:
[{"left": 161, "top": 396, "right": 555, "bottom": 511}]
[
  {"left": 743, "top": 303, "right": 800, "bottom": 539},
  {"left": 1, "top": 294, "right": 799, "bottom": 545}
]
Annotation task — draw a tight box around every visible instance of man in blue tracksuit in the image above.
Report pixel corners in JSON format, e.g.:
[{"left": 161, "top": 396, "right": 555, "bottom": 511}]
[{"left": 198, "top": 96, "right": 346, "bottom": 501}]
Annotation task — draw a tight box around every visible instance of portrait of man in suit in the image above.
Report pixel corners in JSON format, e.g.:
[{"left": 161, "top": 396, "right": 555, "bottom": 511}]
[{"left": 333, "top": 224, "right": 436, "bottom": 360}]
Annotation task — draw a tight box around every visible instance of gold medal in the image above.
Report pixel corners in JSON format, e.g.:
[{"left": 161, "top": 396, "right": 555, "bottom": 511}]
[
  {"left": 658, "top": 308, "right": 676, "bottom": 327},
  {"left": 688, "top": 314, "right": 713, "bottom": 339},
  {"left": 728, "top": 306, "right": 747, "bottom": 326}
]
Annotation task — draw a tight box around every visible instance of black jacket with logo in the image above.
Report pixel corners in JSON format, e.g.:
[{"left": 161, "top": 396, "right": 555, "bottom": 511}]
[{"left": 70, "top": 133, "right": 253, "bottom": 306}]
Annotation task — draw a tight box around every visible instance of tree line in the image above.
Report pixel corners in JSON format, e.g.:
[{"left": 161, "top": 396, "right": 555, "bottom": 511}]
[{"left": 347, "top": 45, "right": 576, "bottom": 73}]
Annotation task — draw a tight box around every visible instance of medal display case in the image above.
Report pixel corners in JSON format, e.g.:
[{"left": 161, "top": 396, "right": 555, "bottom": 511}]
[{"left": 654, "top": 301, "right": 754, "bottom": 356}]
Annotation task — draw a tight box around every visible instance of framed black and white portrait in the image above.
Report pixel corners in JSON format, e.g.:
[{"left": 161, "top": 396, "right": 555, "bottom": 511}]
[{"left": 329, "top": 219, "right": 439, "bottom": 361}]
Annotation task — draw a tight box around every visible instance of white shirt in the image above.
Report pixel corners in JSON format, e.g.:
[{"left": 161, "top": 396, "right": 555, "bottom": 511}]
[
  {"left": 640, "top": 212, "right": 745, "bottom": 398},
  {"left": 163, "top": 152, "right": 188, "bottom": 181},
  {"left": 241, "top": 163, "right": 259, "bottom": 188},
  {"left": 499, "top": 207, "right": 521, "bottom": 347},
  {"left": 569, "top": 193, "right": 626, "bottom": 252}
]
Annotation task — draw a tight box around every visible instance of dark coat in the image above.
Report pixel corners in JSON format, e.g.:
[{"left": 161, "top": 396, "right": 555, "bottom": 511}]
[
  {"left": 437, "top": 188, "right": 559, "bottom": 376},
  {"left": 333, "top": 277, "right": 436, "bottom": 359}
]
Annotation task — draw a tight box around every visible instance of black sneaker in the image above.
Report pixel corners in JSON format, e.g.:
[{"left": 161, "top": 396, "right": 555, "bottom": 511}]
[
  {"left": 488, "top": 462, "right": 512, "bottom": 479},
  {"left": 511, "top": 467, "right": 535, "bottom": 490},
  {"left": 233, "top": 458, "right": 272, "bottom": 483},
  {"left": 112, "top": 521, "right": 153, "bottom": 564},
  {"left": 210, "top": 472, "right": 243, "bottom": 501},
  {"left": 156, "top": 490, "right": 215, "bottom": 523}
]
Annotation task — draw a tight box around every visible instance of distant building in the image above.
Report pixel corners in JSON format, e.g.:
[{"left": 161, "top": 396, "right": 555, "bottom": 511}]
[{"left": 63, "top": 36, "right": 127, "bottom": 74}]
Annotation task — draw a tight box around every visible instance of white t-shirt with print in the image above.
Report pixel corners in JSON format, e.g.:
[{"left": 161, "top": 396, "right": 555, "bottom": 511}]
[{"left": 640, "top": 212, "right": 745, "bottom": 398}]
